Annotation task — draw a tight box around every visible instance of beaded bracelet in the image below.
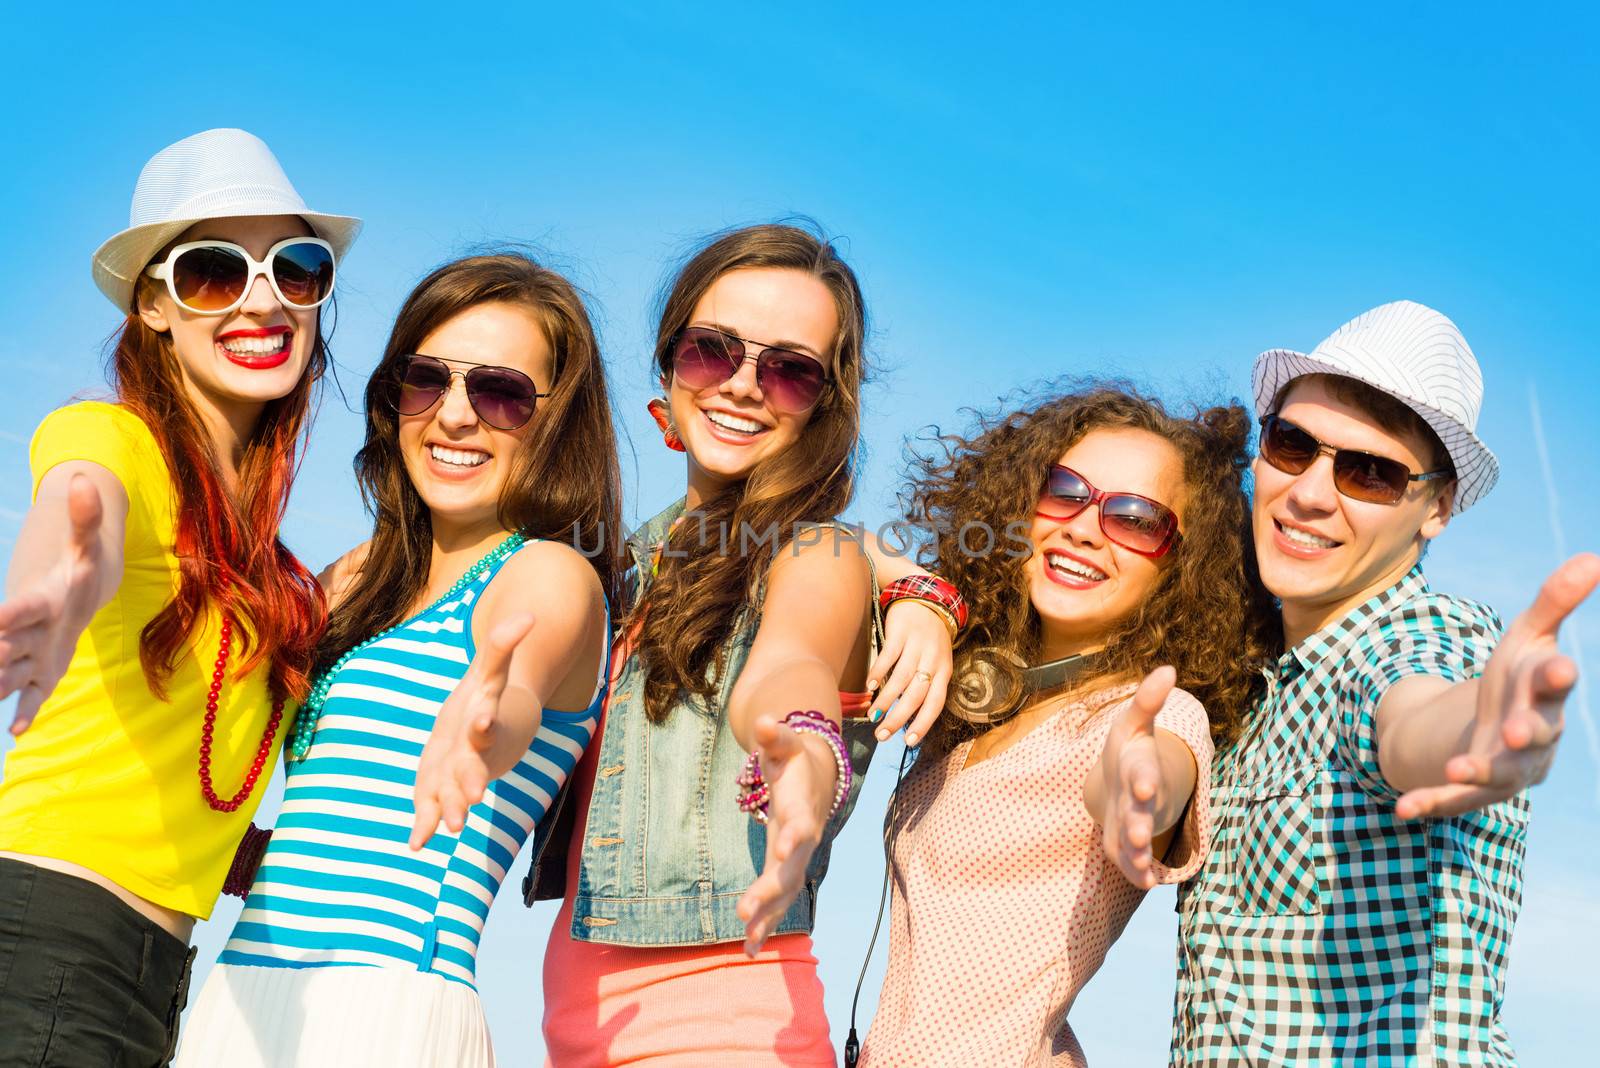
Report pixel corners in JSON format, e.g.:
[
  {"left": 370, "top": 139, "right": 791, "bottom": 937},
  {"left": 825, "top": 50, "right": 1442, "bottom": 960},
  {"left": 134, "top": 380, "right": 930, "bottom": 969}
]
[
  {"left": 735, "top": 710, "right": 853, "bottom": 825},
  {"left": 879, "top": 575, "right": 969, "bottom": 632}
]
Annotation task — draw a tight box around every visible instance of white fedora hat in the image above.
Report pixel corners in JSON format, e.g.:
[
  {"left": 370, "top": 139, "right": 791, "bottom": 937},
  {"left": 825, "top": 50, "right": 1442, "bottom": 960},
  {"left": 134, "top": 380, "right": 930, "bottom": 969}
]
[
  {"left": 91, "top": 128, "right": 362, "bottom": 311},
  {"left": 1252, "top": 299, "right": 1499, "bottom": 512}
]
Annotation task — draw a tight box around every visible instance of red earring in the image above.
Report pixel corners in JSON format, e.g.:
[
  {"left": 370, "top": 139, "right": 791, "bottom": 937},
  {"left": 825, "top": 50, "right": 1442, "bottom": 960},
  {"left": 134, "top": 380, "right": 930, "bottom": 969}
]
[{"left": 647, "top": 398, "right": 685, "bottom": 452}]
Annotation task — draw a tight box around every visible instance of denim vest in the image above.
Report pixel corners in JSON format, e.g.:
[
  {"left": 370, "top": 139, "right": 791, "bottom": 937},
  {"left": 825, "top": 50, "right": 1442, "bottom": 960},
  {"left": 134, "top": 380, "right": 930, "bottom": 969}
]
[{"left": 522, "top": 499, "right": 879, "bottom": 946}]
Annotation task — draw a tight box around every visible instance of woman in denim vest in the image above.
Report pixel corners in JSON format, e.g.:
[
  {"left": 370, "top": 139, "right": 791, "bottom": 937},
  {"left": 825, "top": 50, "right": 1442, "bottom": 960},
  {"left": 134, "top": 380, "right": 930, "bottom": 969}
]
[{"left": 527, "top": 223, "right": 948, "bottom": 1065}]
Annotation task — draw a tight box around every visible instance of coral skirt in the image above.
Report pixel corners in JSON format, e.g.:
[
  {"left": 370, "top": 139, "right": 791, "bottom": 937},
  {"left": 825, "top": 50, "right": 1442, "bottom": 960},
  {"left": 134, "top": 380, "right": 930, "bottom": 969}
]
[{"left": 541, "top": 928, "right": 836, "bottom": 1067}]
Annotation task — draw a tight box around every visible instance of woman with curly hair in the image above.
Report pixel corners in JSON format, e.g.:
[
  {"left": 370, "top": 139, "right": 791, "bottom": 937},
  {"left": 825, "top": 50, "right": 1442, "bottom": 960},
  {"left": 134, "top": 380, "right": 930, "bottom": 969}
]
[{"left": 859, "top": 384, "right": 1276, "bottom": 1067}]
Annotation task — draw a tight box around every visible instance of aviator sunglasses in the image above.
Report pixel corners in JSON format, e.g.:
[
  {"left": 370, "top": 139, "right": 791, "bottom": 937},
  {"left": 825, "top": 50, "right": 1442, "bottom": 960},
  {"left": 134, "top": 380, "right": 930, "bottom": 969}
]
[
  {"left": 1036, "top": 465, "right": 1182, "bottom": 558},
  {"left": 393, "top": 354, "right": 550, "bottom": 431},
  {"left": 668, "top": 326, "right": 829, "bottom": 415},
  {"left": 1258, "top": 413, "right": 1451, "bottom": 506},
  {"left": 144, "top": 237, "right": 336, "bottom": 316}
]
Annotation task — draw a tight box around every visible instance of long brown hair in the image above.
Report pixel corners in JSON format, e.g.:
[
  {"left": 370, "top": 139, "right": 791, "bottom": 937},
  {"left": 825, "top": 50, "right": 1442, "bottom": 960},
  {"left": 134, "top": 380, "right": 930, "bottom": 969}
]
[
  {"left": 110, "top": 284, "right": 328, "bottom": 702},
  {"left": 317, "top": 253, "right": 624, "bottom": 674},
  {"left": 630, "top": 223, "right": 868, "bottom": 723},
  {"left": 906, "top": 383, "right": 1277, "bottom": 751}
]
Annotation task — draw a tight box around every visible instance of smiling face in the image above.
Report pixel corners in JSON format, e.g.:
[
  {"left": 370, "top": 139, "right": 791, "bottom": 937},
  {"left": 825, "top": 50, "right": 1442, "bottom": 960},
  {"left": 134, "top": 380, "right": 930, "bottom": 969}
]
[
  {"left": 1253, "top": 376, "right": 1454, "bottom": 644},
  {"left": 396, "top": 301, "right": 554, "bottom": 546},
  {"left": 136, "top": 214, "right": 321, "bottom": 435},
  {"left": 666, "top": 267, "right": 839, "bottom": 508},
  {"left": 1026, "top": 427, "right": 1185, "bottom": 659}
]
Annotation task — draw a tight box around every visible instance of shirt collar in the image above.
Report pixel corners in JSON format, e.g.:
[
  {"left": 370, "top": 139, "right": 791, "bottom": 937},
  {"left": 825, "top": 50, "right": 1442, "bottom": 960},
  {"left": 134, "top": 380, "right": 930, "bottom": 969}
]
[
  {"left": 1280, "top": 564, "right": 1429, "bottom": 677},
  {"left": 626, "top": 497, "right": 688, "bottom": 576}
]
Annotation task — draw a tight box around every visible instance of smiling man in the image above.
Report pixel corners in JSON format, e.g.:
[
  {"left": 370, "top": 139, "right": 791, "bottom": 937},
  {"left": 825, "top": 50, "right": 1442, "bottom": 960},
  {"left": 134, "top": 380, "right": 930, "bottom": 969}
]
[{"left": 1170, "top": 300, "right": 1600, "bottom": 1067}]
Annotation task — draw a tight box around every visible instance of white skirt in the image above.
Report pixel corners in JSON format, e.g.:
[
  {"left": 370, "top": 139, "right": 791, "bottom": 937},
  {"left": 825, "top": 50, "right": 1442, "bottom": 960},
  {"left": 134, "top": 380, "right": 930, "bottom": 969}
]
[{"left": 174, "top": 962, "right": 495, "bottom": 1068}]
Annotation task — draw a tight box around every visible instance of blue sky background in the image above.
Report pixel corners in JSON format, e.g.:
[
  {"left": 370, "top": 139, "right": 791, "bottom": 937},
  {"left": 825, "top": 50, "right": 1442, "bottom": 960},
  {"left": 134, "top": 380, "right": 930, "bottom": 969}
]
[{"left": 3, "top": 4, "right": 1597, "bottom": 1063}]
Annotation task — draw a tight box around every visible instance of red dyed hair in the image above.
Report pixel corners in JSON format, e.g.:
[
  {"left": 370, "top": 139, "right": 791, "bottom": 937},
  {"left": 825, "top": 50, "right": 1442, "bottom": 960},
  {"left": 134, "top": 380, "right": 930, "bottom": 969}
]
[{"left": 109, "top": 294, "right": 327, "bottom": 702}]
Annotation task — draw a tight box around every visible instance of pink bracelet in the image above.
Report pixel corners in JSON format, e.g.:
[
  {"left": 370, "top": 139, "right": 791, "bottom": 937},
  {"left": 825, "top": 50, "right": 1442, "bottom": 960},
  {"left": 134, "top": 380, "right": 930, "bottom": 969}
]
[{"left": 735, "top": 710, "right": 852, "bottom": 824}]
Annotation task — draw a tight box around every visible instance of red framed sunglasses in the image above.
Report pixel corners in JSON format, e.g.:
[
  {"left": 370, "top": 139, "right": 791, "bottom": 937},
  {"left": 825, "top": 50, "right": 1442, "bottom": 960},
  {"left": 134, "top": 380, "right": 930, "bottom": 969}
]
[{"left": 1036, "top": 465, "right": 1182, "bottom": 558}]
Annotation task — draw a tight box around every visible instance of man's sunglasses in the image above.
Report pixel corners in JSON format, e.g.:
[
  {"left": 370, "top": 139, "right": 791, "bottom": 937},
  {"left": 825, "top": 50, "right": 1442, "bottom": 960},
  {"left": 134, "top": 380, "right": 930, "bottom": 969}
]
[
  {"left": 144, "top": 237, "right": 335, "bottom": 316},
  {"left": 668, "top": 326, "right": 829, "bottom": 415},
  {"left": 394, "top": 354, "right": 550, "bottom": 431},
  {"left": 1258, "top": 414, "right": 1452, "bottom": 506},
  {"left": 1036, "top": 465, "right": 1182, "bottom": 558}
]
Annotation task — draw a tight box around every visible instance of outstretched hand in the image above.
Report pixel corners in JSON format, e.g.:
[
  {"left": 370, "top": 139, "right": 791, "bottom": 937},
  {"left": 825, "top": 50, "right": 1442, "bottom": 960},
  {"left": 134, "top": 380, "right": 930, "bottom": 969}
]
[
  {"left": 1, "top": 474, "right": 107, "bottom": 735},
  {"left": 1397, "top": 553, "right": 1600, "bottom": 820},
  {"left": 1098, "top": 666, "right": 1176, "bottom": 889},
  {"left": 409, "top": 614, "right": 536, "bottom": 850},
  {"left": 736, "top": 715, "right": 838, "bottom": 955}
]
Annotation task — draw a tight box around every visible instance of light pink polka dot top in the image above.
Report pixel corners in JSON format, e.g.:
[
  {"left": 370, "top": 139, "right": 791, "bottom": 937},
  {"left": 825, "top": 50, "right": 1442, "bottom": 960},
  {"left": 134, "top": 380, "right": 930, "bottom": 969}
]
[{"left": 860, "top": 683, "right": 1214, "bottom": 1068}]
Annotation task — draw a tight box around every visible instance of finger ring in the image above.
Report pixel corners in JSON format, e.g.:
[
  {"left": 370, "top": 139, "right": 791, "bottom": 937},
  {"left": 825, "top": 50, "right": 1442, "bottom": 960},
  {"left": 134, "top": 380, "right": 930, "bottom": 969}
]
[{"left": 913, "top": 670, "right": 933, "bottom": 683}]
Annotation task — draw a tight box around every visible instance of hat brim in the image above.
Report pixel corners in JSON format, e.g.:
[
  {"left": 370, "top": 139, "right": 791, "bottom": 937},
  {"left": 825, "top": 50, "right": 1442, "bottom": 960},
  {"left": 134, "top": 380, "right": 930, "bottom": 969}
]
[
  {"left": 1252, "top": 347, "right": 1499, "bottom": 513},
  {"left": 91, "top": 210, "right": 362, "bottom": 313}
]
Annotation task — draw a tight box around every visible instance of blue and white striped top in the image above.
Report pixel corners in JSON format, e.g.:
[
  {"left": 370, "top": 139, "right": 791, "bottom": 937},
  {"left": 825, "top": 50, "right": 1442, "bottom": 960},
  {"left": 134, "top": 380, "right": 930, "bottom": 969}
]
[{"left": 219, "top": 542, "right": 606, "bottom": 989}]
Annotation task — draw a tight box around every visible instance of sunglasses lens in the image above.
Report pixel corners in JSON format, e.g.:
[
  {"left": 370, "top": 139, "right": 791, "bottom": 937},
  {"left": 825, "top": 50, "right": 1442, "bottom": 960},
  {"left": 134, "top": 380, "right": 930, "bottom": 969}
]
[
  {"left": 467, "top": 367, "right": 538, "bottom": 430},
  {"left": 758, "top": 349, "right": 827, "bottom": 413},
  {"left": 397, "top": 357, "right": 450, "bottom": 414},
  {"left": 170, "top": 245, "right": 249, "bottom": 312},
  {"left": 1260, "top": 415, "right": 1319, "bottom": 473},
  {"left": 1038, "top": 467, "right": 1092, "bottom": 519},
  {"left": 1334, "top": 453, "right": 1410, "bottom": 504},
  {"left": 671, "top": 330, "right": 740, "bottom": 390},
  {"left": 1103, "top": 496, "right": 1176, "bottom": 554},
  {"left": 271, "top": 241, "right": 335, "bottom": 307}
]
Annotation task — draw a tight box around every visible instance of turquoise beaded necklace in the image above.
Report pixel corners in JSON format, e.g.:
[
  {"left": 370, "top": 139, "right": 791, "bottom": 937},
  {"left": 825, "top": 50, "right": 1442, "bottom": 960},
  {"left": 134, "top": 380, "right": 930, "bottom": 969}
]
[{"left": 287, "top": 531, "right": 527, "bottom": 762}]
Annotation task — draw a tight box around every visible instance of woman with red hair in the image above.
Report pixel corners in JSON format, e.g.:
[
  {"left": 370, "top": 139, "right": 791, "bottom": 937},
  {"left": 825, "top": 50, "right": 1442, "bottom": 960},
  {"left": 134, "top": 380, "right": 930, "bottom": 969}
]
[{"left": 0, "top": 128, "right": 358, "bottom": 1066}]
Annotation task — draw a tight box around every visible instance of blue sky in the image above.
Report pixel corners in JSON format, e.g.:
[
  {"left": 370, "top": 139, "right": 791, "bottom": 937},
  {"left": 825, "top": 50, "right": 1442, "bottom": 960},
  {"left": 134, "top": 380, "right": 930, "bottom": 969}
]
[{"left": 3, "top": 4, "right": 1597, "bottom": 1063}]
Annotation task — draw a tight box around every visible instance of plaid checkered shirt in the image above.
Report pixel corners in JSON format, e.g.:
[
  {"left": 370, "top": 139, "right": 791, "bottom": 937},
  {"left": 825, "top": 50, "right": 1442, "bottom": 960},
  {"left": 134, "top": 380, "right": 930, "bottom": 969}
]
[{"left": 1171, "top": 566, "right": 1529, "bottom": 1066}]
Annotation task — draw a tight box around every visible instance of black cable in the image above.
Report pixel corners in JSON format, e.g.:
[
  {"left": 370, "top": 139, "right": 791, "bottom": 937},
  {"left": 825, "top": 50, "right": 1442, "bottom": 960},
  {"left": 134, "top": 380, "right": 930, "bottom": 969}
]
[{"left": 844, "top": 742, "right": 912, "bottom": 1068}]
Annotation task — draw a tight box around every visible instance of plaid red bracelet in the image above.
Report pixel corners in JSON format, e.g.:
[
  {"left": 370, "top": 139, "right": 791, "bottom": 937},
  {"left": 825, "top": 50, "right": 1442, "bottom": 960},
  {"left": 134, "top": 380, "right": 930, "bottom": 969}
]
[{"left": 879, "top": 574, "right": 969, "bottom": 631}]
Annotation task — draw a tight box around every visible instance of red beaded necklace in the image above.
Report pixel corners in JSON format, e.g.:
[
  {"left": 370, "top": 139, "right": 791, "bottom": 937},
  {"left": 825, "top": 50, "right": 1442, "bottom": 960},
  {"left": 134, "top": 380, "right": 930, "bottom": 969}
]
[{"left": 199, "top": 616, "right": 284, "bottom": 813}]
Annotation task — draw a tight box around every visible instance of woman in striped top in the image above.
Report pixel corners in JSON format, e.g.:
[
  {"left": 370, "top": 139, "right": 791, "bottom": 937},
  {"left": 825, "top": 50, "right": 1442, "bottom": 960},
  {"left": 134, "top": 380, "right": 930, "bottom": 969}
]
[{"left": 177, "top": 253, "right": 623, "bottom": 1067}]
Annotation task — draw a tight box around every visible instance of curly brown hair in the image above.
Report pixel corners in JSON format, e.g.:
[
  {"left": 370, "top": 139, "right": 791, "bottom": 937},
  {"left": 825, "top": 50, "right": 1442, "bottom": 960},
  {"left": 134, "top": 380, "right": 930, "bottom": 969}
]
[
  {"left": 905, "top": 382, "right": 1278, "bottom": 752},
  {"left": 630, "top": 222, "right": 868, "bottom": 723}
]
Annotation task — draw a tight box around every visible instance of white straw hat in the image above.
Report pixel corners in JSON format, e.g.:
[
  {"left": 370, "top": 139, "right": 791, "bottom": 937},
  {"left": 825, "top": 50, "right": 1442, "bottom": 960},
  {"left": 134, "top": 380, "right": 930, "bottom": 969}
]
[
  {"left": 91, "top": 128, "right": 362, "bottom": 311},
  {"left": 1252, "top": 299, "right": 1499, "bottom": 512}
]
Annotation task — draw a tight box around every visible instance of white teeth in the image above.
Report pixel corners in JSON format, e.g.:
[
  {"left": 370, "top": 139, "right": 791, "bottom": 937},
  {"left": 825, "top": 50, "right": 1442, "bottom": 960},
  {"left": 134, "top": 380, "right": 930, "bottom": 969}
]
[
  {"left": 706, "top": 411, "right": 765, "bottom": 434},
  {"left": 219, "top": 334, "right": 288, "bottom": 355},
  {"left": 430, "top": 444, "right": 489, "bottom": 468},
  {"left": 1046, "top": 552, "right": 1107, "bottom": 582},
  {"left": 1278, "top": 522, "right": 1338, "bottom": 549}
]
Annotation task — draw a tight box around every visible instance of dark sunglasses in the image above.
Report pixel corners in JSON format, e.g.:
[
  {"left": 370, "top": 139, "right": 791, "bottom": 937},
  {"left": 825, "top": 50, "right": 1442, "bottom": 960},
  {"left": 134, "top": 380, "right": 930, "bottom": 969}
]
[
  {"left": 394, "top": 354, "right": 550, "bottom": 431},
  {"left": 1036, "top": 465, "right": 1182, "bottom": 558},
  {"left": 668, "top": 326, "right": 829, "bottom": 415},
  {"left": 1258, "top": 414, "right": 1451, "bottom": 506},
  {"left": 145, "top": 237, "right": 335, "bottom": 315}
]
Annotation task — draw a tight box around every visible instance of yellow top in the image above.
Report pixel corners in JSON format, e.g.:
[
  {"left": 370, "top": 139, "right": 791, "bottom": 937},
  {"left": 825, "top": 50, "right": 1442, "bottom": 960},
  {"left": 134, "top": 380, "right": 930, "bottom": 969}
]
[{"left": 0, "top": 401, "right": 285, "bottom": 919}]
